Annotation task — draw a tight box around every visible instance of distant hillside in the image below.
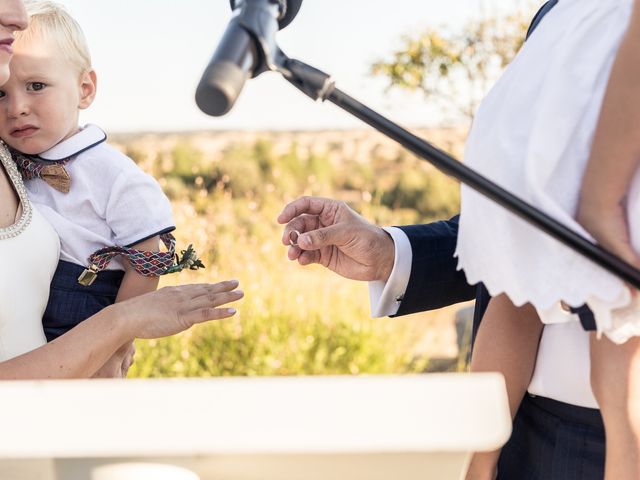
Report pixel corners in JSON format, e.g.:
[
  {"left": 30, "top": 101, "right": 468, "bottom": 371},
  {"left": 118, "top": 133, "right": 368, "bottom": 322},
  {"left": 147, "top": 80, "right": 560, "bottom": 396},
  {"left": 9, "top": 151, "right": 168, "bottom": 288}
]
[
  {"left": 109, "top": 127, "right": 468, "bottom": 168},
  {"left": 121, "top": 126, "right": 469, "bottom": 378}
]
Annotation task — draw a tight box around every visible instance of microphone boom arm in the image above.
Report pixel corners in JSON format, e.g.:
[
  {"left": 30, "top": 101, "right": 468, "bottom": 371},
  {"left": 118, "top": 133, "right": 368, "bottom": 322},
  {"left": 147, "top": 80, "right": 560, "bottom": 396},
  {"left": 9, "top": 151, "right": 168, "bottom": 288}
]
[
  {"left": 270, "top": 53, "right": 640, "bottom": 290},
  {"left": 205, "top": 6, "right": 640, "bottom": 289}
]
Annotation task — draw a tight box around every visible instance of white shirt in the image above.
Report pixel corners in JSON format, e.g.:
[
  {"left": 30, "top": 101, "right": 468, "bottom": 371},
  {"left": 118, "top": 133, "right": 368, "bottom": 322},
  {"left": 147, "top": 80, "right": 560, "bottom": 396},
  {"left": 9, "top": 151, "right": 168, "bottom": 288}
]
[
  {"left": 23, "top": 125, "right": 175, "bottom": 270},
  {"left": 370, "top": 227, "right": 597, "bottom": 409},
  {"left": 455, "top": 0, "right": 636, "bottom": 344}
]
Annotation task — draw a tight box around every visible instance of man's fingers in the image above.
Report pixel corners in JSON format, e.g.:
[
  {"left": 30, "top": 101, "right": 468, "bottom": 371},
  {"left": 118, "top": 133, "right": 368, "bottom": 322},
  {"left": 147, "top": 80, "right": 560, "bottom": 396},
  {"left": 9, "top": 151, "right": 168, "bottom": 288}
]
[
  {"left": 277, "top": 196, "right": 336, "bottom": 224},
  {"left": 298, "top": 249, "right": 320, "bottom": 266},
  {"left": 297, "top": 224, "right": 348, "bottom": 250},
  {"left": 288, "top": 244, "right": 320, "bottom": 264},
  {"left": 281, "top": 214, "right": 320, "bottom": 246},
  {"left": 287, "top": 245, "right": 302, "bottom": 260}
]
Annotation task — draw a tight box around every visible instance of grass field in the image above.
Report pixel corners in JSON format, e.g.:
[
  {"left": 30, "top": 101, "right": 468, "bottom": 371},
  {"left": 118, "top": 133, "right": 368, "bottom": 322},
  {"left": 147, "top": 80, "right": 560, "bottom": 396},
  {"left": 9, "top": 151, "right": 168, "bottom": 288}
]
[{"left": 112, "top": 129, "right": 469, "bottom": 378}]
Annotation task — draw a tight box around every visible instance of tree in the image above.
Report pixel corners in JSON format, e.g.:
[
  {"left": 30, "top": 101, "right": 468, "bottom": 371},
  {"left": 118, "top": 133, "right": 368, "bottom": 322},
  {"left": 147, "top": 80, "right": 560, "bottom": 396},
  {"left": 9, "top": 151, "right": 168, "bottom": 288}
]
[{"left": 371, "top": 14, "right": 530, "bottom": 126}]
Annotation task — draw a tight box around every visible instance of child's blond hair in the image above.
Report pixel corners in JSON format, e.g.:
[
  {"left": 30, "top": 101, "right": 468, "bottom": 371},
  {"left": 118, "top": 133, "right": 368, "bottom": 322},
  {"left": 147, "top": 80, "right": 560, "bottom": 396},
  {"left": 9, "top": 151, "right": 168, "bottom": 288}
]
[{"left": 18, "top": 0, "right": 91, "bottom": 73}]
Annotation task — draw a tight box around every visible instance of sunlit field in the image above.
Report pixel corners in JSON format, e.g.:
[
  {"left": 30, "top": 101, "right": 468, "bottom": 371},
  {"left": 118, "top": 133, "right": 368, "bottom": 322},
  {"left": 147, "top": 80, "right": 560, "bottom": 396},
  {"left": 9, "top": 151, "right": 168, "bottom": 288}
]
[{"left": 112, "top": 129, "right": 468, "bottom": 377}]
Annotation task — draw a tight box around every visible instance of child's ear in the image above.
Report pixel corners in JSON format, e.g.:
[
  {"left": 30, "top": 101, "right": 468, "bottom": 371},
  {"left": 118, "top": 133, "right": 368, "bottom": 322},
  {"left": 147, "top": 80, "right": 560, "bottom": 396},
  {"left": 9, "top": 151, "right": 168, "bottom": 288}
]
[{"left": 78, "top": 69, "right": 97, "bottom": 110}]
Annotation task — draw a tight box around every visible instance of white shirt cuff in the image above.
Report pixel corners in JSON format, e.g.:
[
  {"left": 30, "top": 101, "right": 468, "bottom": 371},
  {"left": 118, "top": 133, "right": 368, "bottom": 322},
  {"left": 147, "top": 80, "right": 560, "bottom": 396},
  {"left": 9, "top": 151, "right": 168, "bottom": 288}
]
[{"left": 369, "top": 227, "right": 413, "bottom": 317}]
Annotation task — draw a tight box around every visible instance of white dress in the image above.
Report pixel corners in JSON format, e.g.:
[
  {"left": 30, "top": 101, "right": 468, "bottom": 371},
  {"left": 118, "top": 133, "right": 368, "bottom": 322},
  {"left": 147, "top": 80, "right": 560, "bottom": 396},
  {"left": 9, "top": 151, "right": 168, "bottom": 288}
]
[
  {"left": 0, "top": 144, "right": 59, "bottom": 361},
  {"left": 455, "top": 0, "right": 637, "bottom": 343}
]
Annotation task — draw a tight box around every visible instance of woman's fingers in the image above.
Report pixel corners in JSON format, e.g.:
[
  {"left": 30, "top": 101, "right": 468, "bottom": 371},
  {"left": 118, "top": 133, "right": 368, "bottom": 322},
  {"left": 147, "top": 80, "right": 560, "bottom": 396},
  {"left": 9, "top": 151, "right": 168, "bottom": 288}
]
[
  {"left": 197, "top": 279, "right": 240, "bottom": 295},
  {"left": 169, "top": 280, "right": 240, "bottom": 302},
  {"left": 579, "top": 204, "right": 640, "bottom": 269},
  {"left": 179, "top": 287, "right": 244, "bottom": 326},
  {"left": 189, "top": 289, "right": 244, "bottom": 310},
  {"left": 181, "top": 305, "right": 239, "bottom": 326},
  {"left": 192, "top": 282, "right": 241, "bottom": 302},
  {"left": 126, "top": 281, "right": 244, "bottom": 340}
]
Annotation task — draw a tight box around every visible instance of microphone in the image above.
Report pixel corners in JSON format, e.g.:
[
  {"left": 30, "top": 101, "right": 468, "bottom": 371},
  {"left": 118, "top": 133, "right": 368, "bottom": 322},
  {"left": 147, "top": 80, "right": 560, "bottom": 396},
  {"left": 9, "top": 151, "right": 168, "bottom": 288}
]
[{"left": 195, "top": 0, "right": 303, "bottom": 117}]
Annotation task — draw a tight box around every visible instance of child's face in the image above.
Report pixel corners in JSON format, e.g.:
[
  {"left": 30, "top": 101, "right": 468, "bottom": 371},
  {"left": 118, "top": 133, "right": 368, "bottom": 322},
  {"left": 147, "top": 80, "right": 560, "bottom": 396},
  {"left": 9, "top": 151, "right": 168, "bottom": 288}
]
[{"left": 0, "top": 34, "right": 96, "bottom": 155}]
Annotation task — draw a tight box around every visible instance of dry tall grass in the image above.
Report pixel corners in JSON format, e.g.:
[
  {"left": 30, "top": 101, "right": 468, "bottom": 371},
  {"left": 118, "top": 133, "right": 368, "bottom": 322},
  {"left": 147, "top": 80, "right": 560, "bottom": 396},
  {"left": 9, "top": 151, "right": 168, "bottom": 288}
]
[{"left": 111, "top": 129, "right": 467, "bottom": 377}]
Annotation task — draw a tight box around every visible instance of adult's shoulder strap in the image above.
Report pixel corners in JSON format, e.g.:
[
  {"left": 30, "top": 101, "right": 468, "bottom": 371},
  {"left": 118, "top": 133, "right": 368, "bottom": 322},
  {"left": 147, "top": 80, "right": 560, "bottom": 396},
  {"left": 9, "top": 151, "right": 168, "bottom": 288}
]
[{"left": 526, "top": 0, "right": 559, "bottom": 40}]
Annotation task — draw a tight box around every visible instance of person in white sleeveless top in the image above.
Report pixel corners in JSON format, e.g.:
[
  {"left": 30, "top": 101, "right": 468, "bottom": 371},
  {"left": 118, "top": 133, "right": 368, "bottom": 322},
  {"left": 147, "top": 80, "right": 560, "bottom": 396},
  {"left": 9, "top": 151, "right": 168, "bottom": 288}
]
[
  {"left": 278, "top": 1, "right": 640, "bottom": 478},
  {"left": 2, "top": 1, "right": 195, "bottom": 379},
  {"left": 0, "top": 0, "right": 243, "bottom": 377},
  {"left": 453, "top": 0, "right": 640, "bottom": 478}
]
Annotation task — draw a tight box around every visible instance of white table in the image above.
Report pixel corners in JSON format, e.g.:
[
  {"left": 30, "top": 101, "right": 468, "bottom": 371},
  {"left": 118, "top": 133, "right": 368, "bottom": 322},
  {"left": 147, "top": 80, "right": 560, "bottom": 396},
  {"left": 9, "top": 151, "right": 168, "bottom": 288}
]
[{"left": 0, "top": 374, "right": 510, "bottom": 480}]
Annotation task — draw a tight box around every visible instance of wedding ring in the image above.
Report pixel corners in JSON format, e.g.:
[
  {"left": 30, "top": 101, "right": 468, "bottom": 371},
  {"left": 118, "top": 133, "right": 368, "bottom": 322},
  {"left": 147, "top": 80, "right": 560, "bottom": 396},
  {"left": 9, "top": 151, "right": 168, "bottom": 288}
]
[{"left": 289, "top": 229, "right": 301, "bottom": 247}]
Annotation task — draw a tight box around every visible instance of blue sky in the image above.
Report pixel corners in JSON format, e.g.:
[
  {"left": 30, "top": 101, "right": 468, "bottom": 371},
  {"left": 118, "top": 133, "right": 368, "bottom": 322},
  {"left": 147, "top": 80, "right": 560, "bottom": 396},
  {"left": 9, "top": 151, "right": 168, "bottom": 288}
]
[{"left": 56, "top": 0, "right": 540, "bottom": 133}]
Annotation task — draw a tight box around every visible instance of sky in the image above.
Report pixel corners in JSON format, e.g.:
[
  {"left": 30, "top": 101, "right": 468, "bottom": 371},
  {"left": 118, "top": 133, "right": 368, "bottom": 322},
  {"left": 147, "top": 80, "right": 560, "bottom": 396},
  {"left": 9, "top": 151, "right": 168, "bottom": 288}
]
[{"left": 54, "top": 0, "right": 540, "bottom": 133}]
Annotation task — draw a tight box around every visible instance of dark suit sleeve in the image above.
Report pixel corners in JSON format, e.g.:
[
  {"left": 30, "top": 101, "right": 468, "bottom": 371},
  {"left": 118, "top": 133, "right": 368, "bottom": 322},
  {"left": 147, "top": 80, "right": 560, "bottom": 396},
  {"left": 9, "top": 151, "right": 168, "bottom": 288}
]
[{"left": 393, "top": 215, "right": 476, "bottom": 316}]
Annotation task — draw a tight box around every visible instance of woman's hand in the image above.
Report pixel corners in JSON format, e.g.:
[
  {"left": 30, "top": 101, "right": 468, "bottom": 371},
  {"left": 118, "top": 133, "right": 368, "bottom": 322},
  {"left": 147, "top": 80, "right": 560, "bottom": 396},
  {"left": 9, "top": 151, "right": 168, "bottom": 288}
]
[
  {"left": 577, "top": 194, "right": 640, "bottom": 269},
  {"left": 0, "top": 281, "right": 242, "bottom": 380},
  {"left": 114, "top": 280, "right": 244, "bottom": 340},
  {"left": 278, "top": 196, "right": 395, "bottom": 282}
]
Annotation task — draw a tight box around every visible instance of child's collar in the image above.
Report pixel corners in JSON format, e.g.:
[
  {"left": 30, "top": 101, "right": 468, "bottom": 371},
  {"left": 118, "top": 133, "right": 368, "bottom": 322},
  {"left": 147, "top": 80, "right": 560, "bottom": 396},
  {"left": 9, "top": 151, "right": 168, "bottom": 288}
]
[{"left": 37, "top": 124, "right": 107, "bottom": 162}]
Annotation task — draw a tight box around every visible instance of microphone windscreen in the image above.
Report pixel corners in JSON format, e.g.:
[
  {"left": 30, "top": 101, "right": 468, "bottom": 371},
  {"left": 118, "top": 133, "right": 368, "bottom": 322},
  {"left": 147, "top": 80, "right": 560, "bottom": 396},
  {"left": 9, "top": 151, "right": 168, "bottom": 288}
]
[
  {"left": 195, "top": 60, "right": 249, "bottom": 116},
  {"left": 195, "top": 18, "right": 258, "bottom": 117}
]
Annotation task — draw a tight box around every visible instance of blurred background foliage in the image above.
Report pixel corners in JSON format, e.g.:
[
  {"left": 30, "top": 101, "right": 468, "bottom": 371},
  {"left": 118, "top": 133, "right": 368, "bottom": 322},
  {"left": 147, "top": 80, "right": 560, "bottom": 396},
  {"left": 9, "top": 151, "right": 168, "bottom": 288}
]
[
  {"left": 123, "top": 9, "right": 532, "bottom": 378},
  {"left": 371, "top": 13, "right": 529, "bottom": 126},
  {"left": 125, "top": 131, "right": 463, "bottom": 378}
]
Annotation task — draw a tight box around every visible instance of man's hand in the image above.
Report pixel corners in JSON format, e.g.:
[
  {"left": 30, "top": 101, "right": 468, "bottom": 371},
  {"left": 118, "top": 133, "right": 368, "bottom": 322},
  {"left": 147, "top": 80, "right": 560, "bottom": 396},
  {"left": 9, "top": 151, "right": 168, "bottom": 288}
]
[{"left": 278, "top": 196, "right": 395, "bottom": 282}]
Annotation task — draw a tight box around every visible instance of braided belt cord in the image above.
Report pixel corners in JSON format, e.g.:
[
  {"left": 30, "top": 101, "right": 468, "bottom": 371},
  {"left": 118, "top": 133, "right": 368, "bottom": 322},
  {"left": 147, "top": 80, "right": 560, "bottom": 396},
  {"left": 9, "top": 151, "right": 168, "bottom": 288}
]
[{"left": 79, "top": 233, "right": 204, "bottom": 285}]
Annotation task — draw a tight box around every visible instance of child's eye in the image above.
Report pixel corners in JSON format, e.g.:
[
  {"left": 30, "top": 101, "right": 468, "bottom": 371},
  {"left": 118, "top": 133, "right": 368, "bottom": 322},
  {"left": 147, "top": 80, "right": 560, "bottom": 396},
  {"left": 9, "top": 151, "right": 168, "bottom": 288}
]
[
  {"left": 27, "top": 82, "right": 47, "bottom": 91},
  {"left": 0, "top": 91, "right": 5, "bottom": 99}
]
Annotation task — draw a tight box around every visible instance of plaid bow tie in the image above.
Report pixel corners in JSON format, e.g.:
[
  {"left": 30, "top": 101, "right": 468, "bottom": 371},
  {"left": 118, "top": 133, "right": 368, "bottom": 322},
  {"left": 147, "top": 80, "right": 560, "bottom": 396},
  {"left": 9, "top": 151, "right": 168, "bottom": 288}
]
[{"left": 12, "top": 152, "right": 71, "bottom": 194}]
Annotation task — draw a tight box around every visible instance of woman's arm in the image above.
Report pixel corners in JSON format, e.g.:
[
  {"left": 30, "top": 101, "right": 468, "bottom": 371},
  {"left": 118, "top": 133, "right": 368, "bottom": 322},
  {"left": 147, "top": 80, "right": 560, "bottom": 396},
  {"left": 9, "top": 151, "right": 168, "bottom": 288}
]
[
  {"left": 104, "top": 236, "right": 160, "bottom": 377},
  {"left": 0, "top": 304, "right": 132, "bottom": 379},
  {"left": 0, "top": 281, "right": 243, "bottom": 379},
  {"left": 577, "top": 0, "right": 640, "bottom": 264}
]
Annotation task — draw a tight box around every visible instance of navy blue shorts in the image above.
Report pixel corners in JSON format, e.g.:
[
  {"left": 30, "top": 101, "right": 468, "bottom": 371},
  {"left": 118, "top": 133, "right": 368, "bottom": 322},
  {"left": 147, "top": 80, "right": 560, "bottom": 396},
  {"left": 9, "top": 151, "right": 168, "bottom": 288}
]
[
  {"left": 498, "top": 394, "right": 605, "bottom": 479},
  {"left": 42, "top": 260, "right": 124, "bottom": 341}
]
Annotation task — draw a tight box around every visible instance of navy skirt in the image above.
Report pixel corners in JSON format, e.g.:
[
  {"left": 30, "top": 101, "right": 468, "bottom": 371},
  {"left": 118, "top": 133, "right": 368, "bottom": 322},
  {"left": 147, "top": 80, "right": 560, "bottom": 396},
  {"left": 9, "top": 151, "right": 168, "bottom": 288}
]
[
  {"left": 43, "top": 260, "right": 124, "bottom": 341},
  {"left": 497, "top": 394, "right": 605, "bottom": 480}
]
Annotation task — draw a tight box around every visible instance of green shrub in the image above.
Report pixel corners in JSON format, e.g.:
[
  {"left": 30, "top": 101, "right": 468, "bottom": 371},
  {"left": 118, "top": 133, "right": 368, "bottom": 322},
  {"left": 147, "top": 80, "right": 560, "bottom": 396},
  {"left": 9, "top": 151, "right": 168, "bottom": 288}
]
[{"left": 122, "top": 133, "right": 463, "bottom": 378}]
